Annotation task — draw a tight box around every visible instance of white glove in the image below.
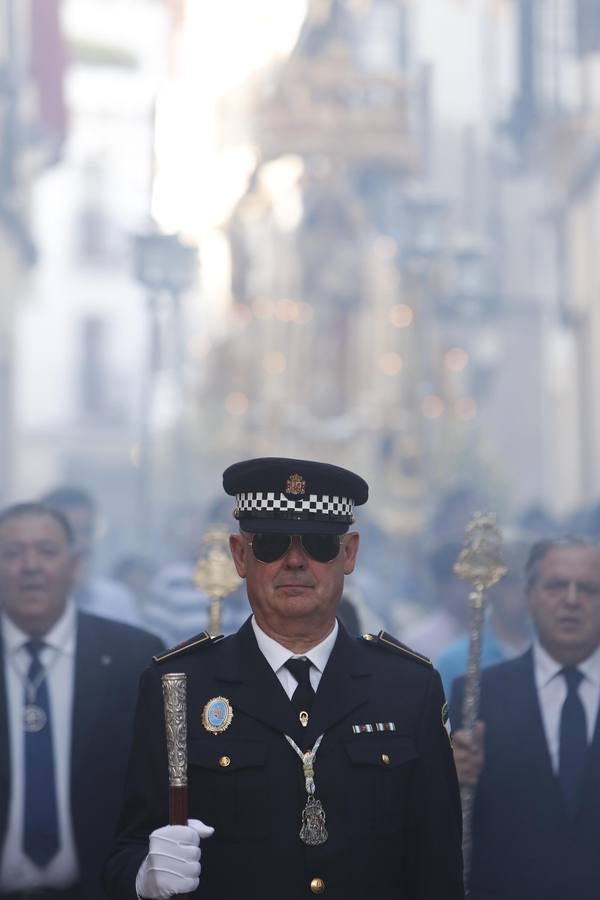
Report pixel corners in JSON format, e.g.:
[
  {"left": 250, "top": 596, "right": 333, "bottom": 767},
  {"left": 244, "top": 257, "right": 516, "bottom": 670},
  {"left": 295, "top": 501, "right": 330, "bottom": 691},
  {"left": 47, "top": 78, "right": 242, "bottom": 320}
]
[{"left": 136, "top": 819, "right": 215, "bottom": 900}]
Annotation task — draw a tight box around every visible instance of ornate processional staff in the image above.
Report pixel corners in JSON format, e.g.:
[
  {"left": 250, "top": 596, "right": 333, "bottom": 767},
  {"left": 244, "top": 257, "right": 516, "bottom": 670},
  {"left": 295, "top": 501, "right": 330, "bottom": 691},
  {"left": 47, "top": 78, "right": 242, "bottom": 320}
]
[
  {"left": 454, "top": 512, "right": 506, "bottom": 885},
  {"left": 161, "top": 672, "right": 189, "bottom": 900},
  {"left": 194, "top": 524, "right": 241, "bottom": 635}
]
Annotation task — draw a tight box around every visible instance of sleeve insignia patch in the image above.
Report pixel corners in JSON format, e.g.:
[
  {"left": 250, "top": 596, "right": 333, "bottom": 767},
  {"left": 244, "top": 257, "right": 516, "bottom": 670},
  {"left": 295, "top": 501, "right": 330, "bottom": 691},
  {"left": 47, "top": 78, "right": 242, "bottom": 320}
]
[
  {"left": 442, "top": 700, "right": 452, "bottom": 746},
  {"left": 442, "top": 701, "right": 451, "bottom": 735}
]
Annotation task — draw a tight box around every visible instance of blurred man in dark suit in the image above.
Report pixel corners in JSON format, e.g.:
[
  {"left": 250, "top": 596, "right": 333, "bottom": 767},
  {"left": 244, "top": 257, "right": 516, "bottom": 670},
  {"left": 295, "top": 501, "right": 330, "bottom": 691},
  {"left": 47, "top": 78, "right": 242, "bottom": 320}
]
[
  {"left": 451, "top": 537, "right": 600, "bottom": 900},
  {"left": 0, "top": 502, "right": 163, "bottom": 900}
]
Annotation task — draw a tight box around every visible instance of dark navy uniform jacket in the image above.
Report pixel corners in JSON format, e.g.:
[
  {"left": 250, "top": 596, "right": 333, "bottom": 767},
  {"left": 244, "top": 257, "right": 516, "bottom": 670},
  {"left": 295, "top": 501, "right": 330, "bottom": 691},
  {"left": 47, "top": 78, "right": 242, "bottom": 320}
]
[
  {"left": 104, "top": 618, "right": 464, "bottom": 900},
  {"left": 451, "top": 650, "right": 600, "bottom": 900}
]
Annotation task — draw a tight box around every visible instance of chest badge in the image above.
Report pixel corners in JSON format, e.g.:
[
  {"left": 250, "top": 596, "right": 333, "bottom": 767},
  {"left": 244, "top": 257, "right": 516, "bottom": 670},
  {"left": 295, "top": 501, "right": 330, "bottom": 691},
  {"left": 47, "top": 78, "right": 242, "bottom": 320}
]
[{"left": 202, "top": 696, "right": 234, "bottom": 734}]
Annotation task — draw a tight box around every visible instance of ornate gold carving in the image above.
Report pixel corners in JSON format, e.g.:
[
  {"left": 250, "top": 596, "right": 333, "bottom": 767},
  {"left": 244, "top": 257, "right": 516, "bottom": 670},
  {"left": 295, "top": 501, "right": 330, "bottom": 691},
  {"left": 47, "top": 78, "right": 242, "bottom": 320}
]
[
  {"left": 251, "top": 49, "right": 416, "bottom": 168},
  {"left": 454, "top": 512, "right": 507, "bottom": 594}
]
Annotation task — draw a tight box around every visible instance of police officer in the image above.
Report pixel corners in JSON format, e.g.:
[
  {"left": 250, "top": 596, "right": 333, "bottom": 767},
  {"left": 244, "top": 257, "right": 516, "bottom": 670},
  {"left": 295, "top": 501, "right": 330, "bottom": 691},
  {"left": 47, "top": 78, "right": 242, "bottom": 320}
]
[{"left": 104, "top": 458, "right": 464, "bottom": 900}]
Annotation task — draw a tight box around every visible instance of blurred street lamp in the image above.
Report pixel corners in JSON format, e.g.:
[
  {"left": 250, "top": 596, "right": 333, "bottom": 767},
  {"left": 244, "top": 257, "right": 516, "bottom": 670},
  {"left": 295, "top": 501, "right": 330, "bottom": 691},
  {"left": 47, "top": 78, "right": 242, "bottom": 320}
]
[
  {"left": 134, "top": 232, "right": 197, "bottom": 296},
  {"left": 437, "top": 238, "right": 498, "bottom": 321},
  {"left": 133, "top": 230, "right": 198, "bottom": 543},
  {"left": 400, "top": 195, "right": 447, "bottom": 268}
]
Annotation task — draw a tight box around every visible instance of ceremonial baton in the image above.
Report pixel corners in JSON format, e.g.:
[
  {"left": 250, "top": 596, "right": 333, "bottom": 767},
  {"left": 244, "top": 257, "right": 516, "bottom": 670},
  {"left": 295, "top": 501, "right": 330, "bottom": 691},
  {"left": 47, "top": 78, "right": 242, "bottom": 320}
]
[
  {"left": 194, "top": 524, "right": 241, "bottom": 636},
  {"left": 454, "top": 513, "right": 506, "bottom": 886},
  {"left": 161, "top": 672, "right": 189, "bottom": 900}
]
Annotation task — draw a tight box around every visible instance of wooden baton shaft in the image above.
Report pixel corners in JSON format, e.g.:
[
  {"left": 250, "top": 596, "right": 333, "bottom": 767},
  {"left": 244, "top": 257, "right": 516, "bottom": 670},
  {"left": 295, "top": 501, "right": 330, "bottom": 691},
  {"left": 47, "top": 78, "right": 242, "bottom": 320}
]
[{"left": 169, "top": 785, "right": 188, "bottom": 826}]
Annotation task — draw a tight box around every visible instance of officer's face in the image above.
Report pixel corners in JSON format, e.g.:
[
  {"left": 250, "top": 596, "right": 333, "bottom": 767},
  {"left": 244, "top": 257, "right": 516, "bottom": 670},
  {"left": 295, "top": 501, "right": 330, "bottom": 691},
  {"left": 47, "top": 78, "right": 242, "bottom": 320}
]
[
  {"left": 527, "top": 546, "right": 600, "bottom": 665},
  {"left": 229, "top": 530, "right": 359, "bottom": 639},
  {"left": 0, "top": 513, "right": 80, "bottom": 637}
]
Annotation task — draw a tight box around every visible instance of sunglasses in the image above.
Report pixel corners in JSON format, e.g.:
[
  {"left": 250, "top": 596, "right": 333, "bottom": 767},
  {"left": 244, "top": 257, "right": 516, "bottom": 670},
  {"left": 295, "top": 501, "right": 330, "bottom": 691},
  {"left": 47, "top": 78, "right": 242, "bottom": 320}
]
[{"left": 249, "top": 532, "right": 342, "bottom": 564}]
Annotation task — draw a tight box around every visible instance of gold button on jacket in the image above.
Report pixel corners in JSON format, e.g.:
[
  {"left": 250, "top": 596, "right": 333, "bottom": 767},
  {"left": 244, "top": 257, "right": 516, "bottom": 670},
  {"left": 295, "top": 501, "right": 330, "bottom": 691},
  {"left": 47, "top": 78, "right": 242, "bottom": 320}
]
[
  {"left": 219, "top": 755, "right": 231, "bottom": 768},
  {"left": 310, "top": 877, "right": 325, "bottom": 894}
]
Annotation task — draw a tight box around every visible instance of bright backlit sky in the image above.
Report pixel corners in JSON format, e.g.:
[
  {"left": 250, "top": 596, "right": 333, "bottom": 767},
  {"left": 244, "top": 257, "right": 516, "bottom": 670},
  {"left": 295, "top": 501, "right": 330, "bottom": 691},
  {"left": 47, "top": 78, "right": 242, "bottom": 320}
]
[
  {"left": 152, "top": 0, "right": 307, "bottom": 234},
  {"left": 152, "top": 0, "right": 514, "bottom": 236}
]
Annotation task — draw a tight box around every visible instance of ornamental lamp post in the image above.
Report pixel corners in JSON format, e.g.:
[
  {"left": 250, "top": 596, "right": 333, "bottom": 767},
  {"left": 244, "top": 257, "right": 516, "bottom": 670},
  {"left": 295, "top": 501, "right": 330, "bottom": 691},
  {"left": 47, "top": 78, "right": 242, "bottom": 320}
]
[{"left": 132, "top": 231, "right": 198, "bottom": 544}]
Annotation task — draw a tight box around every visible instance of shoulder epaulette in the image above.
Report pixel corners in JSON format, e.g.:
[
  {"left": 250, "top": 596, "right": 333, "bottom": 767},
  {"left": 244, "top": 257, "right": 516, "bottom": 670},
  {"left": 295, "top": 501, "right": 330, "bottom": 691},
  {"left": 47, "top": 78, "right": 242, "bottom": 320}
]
[
  {"left": 361, "top": 630, "right": 432, "bottom": 668},
  {"left": 153, "top": 631, "right": 224, "bottom": 664}
]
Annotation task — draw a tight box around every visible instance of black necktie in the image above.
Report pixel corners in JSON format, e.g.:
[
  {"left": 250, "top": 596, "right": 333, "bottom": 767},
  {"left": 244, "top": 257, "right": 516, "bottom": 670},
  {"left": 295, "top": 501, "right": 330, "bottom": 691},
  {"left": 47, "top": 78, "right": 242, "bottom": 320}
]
[
  {"left": 23, "top": 640, "right": 60, "bottom": 866},
  {"left": 284, "top": 657, "right": 316, "bottom": 731},
  {"left": 558, "top": 666, "right": 587, "bottom": 815}
]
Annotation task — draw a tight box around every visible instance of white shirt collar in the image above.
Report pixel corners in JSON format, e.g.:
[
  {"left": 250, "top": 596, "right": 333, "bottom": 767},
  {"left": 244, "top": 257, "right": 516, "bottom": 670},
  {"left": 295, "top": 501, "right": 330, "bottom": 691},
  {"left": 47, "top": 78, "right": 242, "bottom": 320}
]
[
  {"left": 1, "top": 600, "right": 77, "bottom": 657},
  {"left": 579, "top": 642, "right": 600, "bottom": 686},
  {"left": 251, "top": 615, "right": 338, "bottom": 676},
  {"left": 533, "top": 638, "right": 600, "bottom": 689}
]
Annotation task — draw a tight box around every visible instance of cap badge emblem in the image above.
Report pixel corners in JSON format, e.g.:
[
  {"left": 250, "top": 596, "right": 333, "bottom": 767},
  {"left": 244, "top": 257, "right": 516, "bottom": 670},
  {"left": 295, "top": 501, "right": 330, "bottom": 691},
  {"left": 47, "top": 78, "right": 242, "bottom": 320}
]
[
  {"left": 202, "top": 696, "right": 234, "bottom": 734},
  {"left": 286, "top": 473, "right": 305, "bottom": 496}
]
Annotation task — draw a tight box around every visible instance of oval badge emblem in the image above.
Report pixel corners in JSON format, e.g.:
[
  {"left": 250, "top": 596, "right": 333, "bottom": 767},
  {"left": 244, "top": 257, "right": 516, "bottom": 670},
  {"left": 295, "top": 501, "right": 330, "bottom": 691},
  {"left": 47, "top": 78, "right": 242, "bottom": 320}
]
[
  {"left": 202, "top": 696, "right": 234, "bottom": 734},
  {"left": 286, "top": 473, "right": 305, "bottom": 496}
]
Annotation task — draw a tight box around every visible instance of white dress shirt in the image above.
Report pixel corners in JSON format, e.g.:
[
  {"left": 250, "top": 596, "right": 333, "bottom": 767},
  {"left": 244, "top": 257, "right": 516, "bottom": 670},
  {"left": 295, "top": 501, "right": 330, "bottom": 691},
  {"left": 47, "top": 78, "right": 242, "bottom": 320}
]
[
  {"left": 251, "top": 616, "right": 338, "bottom": 697},
  {"left": 533, "top": 639, "right": 600, "bottom": 774},
  {"left": 0, "top": 603, "right": 80, "bottom": 891}
]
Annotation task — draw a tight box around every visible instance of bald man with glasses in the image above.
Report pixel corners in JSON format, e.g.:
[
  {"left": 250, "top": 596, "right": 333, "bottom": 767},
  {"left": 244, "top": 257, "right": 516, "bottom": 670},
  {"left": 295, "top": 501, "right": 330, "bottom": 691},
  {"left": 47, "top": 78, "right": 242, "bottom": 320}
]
[{"left": 104, "top": 458, "right": 464, "bottom": 900}]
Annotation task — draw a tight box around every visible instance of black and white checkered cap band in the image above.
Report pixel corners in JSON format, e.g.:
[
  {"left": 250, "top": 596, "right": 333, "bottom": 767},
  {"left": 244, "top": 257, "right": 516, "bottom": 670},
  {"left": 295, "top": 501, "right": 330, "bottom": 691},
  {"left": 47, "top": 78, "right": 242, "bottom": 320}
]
[{"left": 236, "top": 492, "right": 354, "bottom": 520}]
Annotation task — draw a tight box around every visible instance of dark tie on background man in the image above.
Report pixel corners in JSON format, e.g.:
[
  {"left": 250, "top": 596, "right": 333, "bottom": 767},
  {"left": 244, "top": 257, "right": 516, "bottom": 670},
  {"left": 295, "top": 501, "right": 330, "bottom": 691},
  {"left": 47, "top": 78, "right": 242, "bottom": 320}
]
[
  {"left": 284, "top": 657, "right": 316, "bottom": 739},
  {"left": 558, "top": 666, "right": 587, "bottom": 816},
  {"left": 23, "top": 640, "right": 60, "bottom": 866}
]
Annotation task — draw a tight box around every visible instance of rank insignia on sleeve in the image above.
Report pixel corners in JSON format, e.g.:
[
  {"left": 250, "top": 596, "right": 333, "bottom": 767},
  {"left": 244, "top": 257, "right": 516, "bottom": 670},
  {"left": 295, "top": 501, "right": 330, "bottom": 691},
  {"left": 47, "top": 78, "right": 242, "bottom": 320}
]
[
  {"left": 202, "top": 696, "right": 234, "bottom": 734},
  {"left": 441, "top": 701, "right": 452, "bottom": 743}
]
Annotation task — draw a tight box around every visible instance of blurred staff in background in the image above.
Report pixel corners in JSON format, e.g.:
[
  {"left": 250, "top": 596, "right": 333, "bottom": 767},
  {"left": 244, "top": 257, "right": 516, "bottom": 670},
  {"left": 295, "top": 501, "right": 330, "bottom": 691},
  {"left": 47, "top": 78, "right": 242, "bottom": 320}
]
[
  {"left": 0, "top": 501, "right": 164, "bottom": 900},
  {"left": 436, "top": 542, "right": 532, "bottom": 698},
  {"left": 41, "top": 486, "right": 144, "bottom": 630},
  {"left": 145, "top": 503, "right": 249, "bottom": 646},
  {"left": 451, "top": 537, "right": 600, "bottom": 900}
]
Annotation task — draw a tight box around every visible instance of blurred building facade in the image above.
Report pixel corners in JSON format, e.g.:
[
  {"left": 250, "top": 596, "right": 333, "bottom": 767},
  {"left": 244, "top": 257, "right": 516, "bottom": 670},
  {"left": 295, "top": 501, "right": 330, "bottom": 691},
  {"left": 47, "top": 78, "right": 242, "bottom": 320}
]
[
  {"left": 497, "top": 0, "right": 600, "bottom": 510},
  {"left": 0, "top": 0, "right": 59, "bottom": 503},
  {"left": 3, "top": 0, "right": 600, "bottom": 568},
  {"left": 4, "top": 0, "right": 170, "bottom": 564}
]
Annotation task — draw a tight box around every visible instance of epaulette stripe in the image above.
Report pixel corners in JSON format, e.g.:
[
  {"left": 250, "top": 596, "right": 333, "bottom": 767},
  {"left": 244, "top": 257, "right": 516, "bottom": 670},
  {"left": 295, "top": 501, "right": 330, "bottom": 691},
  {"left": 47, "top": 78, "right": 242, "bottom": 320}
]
[
  {"left": 377, "top": 631, "right": 432, "bottom": 665},
  {"left": 153, "top": 631, "right": 212, "bottom": 663},
  {"left": 371, "top": 630, "right": 432, "bottom": 667}
]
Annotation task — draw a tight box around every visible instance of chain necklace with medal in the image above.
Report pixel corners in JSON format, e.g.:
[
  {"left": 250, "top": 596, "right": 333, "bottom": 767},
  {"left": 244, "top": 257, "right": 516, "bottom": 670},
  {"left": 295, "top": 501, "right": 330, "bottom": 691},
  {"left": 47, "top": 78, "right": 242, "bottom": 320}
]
[
  {"left": 11, "top": 644, "right": 60, "bottom": 734},
  {"left": 284, "top": 732, "right": 328, "bottom": 846}
]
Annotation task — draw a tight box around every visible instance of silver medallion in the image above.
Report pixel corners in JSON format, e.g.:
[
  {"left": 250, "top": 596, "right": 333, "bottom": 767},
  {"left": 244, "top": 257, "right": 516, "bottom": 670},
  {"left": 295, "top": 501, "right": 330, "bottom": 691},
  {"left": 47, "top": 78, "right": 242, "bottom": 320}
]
[
  {"left": 300, "top": 795, "right": 328, "bottom": 846},
  {"left": 23, "top": 703, "right": 47, "bottom": 733}
]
